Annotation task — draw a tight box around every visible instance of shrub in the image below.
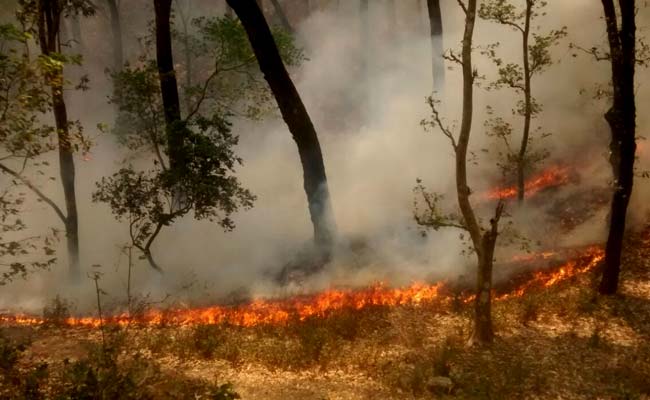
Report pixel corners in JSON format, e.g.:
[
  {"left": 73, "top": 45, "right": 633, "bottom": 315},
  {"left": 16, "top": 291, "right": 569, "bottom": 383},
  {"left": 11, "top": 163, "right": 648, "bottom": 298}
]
[{"left": 42, "top": 295, "right": 72, "bottom": 327}]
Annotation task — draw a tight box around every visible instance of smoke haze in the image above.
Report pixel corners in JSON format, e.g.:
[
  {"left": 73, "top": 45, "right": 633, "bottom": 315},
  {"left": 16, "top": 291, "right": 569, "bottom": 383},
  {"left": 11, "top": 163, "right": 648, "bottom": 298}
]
[{"left": 1, "top": 0, "right": 648, "bottom": 314}]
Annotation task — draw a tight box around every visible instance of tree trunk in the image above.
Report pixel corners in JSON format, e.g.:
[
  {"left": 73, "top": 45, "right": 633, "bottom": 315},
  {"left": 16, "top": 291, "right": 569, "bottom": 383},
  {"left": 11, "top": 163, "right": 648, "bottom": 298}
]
[
  {"left": 426, "top": 0, "right": 444, "bottom": 93},
  {"left": 269, "top": 0, "right": 294, "bottom": 34},
  {"left": 106, "top": 0, "right": 123, "bottom": 73},
  {"left": 471, "top": 203, "right": 503, "bottom": 344},
  {"left": 516, "top": 0, "right": 532, "bottom": 204},
  {"left": 599, "top": 0, "right": 636, "bottom": 295},
  {"left": 154, "top": 0, "right": 185, "bottom": 175},
  {"left": 453, "top": 0, "right": 501, "bottom": 345},
  {"left": 226, "top": 0, "right": 336, "bottom": 260},
  {"left": 37, "top": 0, "right": 80, "bottom": 281}
]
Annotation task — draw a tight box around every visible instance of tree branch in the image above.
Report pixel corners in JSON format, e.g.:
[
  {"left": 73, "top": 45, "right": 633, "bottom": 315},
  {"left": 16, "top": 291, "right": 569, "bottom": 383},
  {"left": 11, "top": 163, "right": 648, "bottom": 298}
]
[{"left": 0, "top": 162, "right": 67, "bottom": 225}]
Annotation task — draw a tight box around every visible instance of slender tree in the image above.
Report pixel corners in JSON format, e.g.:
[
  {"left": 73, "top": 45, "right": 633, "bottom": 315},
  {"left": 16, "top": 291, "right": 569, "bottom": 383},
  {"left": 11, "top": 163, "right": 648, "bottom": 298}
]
[
  {"left": 36, "top": 0, "right": 82, "bottom": 280},
  {"left": 225, "top": 0, "right": 336, "bottom": 260},
  {"left": 426, "top": 0, "right": 444, "bottom": 93},
  {"left": 415, "top": 0, "right": 504, "bottom": 345},
  {"left": 599, "top": 0, "right": 637, "bottom": 295},
  {"left": 479, "top": 0, "right": 566, "bottom": 204}
]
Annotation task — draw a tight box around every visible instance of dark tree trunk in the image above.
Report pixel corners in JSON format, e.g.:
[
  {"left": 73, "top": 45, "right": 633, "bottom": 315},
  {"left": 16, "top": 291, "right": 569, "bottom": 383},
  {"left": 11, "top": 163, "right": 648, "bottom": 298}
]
[
  {"left": 269, "top": 0, "right": 294, "bottom": 34},
  {"left": 154, "top": 0, "right": 185, "bottom": 174},
  {"left": 426, "top": 0, "right": 444, "bottom": 93},
  {"left": 37, "top": 0, "right": 80, "bottom": 281},
  {"left": 599, "top": 0, "right": 636, "bottom": 295},
  {"left": 106, "top": 0, "right": 123, "bottom": 73},
  {"left": 226, "top": 0, "right": 336, "bottom": 259}
]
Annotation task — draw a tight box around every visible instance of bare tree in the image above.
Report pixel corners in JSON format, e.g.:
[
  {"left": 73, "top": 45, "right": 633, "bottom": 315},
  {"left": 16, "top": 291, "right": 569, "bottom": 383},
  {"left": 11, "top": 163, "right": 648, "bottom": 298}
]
[
  {"left": 599, "top": 0, "right": 637, "bottom": 295},
  {"left": 225, "top": 0, "right": 337, "bottom": 261}
]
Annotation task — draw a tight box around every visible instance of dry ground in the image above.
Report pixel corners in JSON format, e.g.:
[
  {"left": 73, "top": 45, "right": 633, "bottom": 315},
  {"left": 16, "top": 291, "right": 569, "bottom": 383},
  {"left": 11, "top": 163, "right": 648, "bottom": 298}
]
[{"left": 1, "top": 229, "right": 650, "bottom": 399}]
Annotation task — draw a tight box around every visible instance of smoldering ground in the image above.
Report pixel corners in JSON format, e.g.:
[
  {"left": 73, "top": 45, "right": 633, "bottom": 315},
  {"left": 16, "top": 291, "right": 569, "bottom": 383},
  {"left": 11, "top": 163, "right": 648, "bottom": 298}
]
[{"left": 0, "top": 1, "right": 648, "bottom": 313}]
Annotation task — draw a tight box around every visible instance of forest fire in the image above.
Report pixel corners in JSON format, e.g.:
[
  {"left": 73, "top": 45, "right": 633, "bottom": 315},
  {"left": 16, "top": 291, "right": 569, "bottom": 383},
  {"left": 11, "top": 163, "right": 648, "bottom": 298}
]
[
  {"left": 484, "top": 165, "right": 573, "bottom": 200},
  {"left": 0, "top": 246, "right": 604, "bottom": 329}
]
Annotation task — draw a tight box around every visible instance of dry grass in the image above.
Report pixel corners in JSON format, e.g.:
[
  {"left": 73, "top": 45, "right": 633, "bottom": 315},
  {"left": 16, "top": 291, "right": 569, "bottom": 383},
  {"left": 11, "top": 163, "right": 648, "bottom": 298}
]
[{"left": 2, "top": 230, "right": 650, "bottom": 399}]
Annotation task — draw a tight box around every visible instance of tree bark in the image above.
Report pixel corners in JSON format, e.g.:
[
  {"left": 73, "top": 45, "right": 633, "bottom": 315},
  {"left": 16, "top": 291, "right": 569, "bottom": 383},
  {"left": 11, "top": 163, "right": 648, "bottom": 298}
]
[
  {"left": 426, "top": 0, "right": 444, "bottom": 93},
  {"left": 226, "top": 0, "right": 336, "bottom": 260},
  {"left": 269, "top": 0, "right": 294, "bottom": 34},
  {"left": 154, "top": 0, "right": 185, "bottom": 175},
  {"left": 37, "top": 0, "right": 81, "bottom": 281},
  {"left": 516, "top": 0, "right": 532, "bottom": 204},
  {"left": 599, "top": 0, "right": 636, "bottom": 295}
]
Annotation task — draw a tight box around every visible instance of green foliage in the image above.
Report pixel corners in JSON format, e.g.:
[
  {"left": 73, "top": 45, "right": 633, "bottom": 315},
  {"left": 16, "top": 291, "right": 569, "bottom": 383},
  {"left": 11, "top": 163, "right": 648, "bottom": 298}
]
[
  {"left": 58, "top": 337, "right": 146, "bottom": 400},
  {"left": 0, "top": 334, "right": 25, "bottom": 372},
  {"left": 0, "top": 332, "right": 48, "bottom": 399},
  {"left": 210, "top": 383, "right": 241, "bottom": 400},
  {"left": 479, "top": 0, "right": 567, "bottom": 183},
  {"left": 97, "top": 67, "right": 255, "bottom": 269},
  {"left": 0, "top": 23, "right": 60, "bottom": 285},
  {"left": 175, "top": 15, "right": 304, "bottom": 119}
]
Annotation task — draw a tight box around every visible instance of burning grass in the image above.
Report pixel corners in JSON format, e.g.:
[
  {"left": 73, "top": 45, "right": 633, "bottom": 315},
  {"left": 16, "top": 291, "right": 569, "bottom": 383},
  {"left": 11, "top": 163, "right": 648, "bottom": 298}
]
[
  {"left": 1, "top": 231, "right": 649, "bottom": 399},
  {"left": 482, "top": 165, "right": 574, "bottom": 201},
  {"left": 0, "top": 246, "right": 605, "bottom": 330}
]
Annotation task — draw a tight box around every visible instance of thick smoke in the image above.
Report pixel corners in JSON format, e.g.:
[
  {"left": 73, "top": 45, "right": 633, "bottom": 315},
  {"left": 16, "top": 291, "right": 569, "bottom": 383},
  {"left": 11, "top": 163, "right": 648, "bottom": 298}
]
[{"left": 1, "top": 1, "right": 648, "bottom": 313}]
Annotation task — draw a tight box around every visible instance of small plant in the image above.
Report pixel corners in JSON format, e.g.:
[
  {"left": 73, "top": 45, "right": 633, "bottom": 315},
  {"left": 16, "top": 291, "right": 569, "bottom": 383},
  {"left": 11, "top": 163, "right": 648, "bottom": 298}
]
[
  {"left": 519, "top": 295, "right": 540, "bottom": 325},
  {"left": 431, "top": 338, "right": 459, "bottom": 377},
  {"left": 0, "top": 334, "right": 24, "bottom": 372},
  {"left": 42, "top": 295, "right": 72, "bottom": 327},
  {"left": 295, "top": 318, "right": 330, "bottom": 365},
  {"left": 192, "top": 324, "right": 224, "bottom": 358},
  {"left": 211, "top": 383, "right": 241, "bottom": 400}
]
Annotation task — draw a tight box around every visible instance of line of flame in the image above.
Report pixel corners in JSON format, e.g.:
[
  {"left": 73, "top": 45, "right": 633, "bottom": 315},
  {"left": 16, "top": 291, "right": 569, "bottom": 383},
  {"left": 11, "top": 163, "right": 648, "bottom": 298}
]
[
  {"left": 483, "top": 165, "right": 572, "bottom": 200},
  {"left": 0, "top": 247, "right": 604, "bottom": 329}
]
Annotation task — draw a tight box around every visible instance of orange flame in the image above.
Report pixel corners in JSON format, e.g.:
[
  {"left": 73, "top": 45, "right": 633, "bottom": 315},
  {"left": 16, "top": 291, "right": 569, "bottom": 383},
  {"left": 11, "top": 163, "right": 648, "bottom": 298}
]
[
  {"left": 0, "top": 247, "right": 604, "bottom": 329},
  {"left": 484, "top": 165, "right": 572, "bottom": 201}
]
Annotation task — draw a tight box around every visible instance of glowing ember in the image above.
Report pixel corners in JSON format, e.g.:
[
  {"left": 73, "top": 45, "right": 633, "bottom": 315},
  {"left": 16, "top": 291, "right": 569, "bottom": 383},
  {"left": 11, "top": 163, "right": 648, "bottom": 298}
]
[
  {"left": 483, "top": 165, "right": 572, "bottom": 200},
  {"left": 0, "top": 247, "right": 604, "bottom": 329}
]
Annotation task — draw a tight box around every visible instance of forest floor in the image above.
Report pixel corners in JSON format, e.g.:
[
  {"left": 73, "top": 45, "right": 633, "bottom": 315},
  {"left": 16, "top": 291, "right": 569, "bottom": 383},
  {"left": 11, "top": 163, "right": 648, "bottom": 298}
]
[{"left": 2, "top": 228, "right": 650, "bottom": 399}]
